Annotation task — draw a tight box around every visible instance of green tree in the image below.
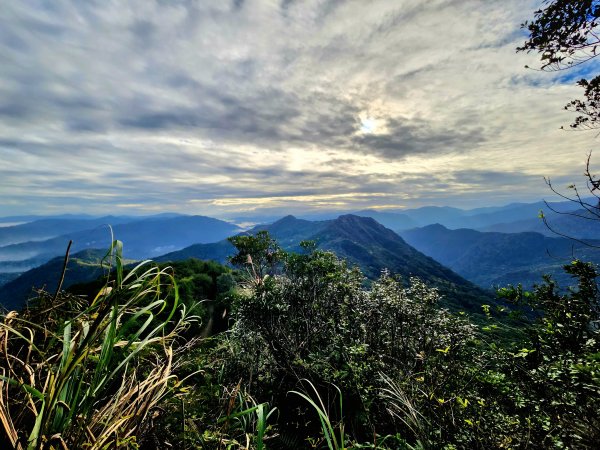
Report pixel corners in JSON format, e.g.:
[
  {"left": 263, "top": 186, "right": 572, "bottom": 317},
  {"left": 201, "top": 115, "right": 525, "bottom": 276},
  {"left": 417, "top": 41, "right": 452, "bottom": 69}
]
[
  {"left": 228, "top": 231, "right": 283, "bottom": 284},
  {"left": 518, "top": 0, "right": 600, "bottom": 129},
  {"left": 519, "top": 1, "right": 600, "bottom": 237},
  {"left": 496, "top": 261, "right": 600, "bottom": 448},
  {"left": 227, "top": 237, "right": 479, "bottom": 447}
]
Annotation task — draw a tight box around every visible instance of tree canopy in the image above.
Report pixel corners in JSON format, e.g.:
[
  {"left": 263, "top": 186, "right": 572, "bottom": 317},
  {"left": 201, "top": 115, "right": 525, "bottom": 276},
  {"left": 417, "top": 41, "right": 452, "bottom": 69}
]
[{"left": 519, "top": 0, "right": 600, "bottom": 129}]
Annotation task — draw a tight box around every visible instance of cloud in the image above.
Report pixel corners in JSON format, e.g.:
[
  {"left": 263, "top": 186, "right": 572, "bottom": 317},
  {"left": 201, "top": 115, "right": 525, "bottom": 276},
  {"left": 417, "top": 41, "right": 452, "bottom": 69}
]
[{"left": 0, "top": 0, "right": 597, "bottom": 216}]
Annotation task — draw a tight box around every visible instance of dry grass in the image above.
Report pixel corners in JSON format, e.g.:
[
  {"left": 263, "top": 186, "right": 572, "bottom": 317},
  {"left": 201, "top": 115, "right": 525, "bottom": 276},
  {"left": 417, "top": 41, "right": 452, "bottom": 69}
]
[{"left": 0, "top": 240, "right": 197, "bottom": 449}]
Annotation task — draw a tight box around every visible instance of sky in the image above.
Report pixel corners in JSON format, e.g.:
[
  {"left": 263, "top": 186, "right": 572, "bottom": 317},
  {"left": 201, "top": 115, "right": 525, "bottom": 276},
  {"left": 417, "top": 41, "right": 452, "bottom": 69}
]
[{"left": 1, "top": 0, "right": 599, "bottom": 218}]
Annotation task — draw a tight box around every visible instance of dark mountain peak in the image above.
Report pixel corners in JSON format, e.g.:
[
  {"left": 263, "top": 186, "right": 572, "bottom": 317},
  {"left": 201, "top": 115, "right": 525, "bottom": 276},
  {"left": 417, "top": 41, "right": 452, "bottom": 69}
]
[
  {"left": 334, "top": 214, "right": 383, "bottom": 228},
  {"left": 421, "top": 223, "right": 449, "bottom": 231},
  {"left": 316, "top": 216, "right": 416, "bottom": 259},
  {"left": 254, "top": 215, "right": 316, "bottom": 234},
  {"left": 244, "top": 215, "right": 328, "bottom": 248},
  {"left": 326, "top": 215, "right": 400, "bottom": 243},
  {"left": 307, "top": 214, "right": 490, "bottom": 311},
  {"left": 273, "top": 214, "right": 300, "bottom": 224}
]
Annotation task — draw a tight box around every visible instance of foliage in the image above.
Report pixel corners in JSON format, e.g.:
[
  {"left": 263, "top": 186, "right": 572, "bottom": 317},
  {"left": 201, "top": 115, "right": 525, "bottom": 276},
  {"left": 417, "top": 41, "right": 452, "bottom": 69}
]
[
  {"left": 0, "top": 240, "right": 197, "bottom": 449},
  {"left": 226, "top": 236, "right": 479, "bottom": 447},
  {"left": 518, "top": 0, "right": 600, "bottom": 129},
  {"left": 290, "top": 380, "right": 347, "bottom": 450},
  {"left": 228, "top": 231, "right": 283, "bottom": 283},
  {"left": 3, "top": 229, "right": 600, "bottom": 449},
  {"left": 495, "top": 260, "right": 600, "bottom": 448},
  {"left": 221, "top": 231, "right": 600, "bottom": 448}
]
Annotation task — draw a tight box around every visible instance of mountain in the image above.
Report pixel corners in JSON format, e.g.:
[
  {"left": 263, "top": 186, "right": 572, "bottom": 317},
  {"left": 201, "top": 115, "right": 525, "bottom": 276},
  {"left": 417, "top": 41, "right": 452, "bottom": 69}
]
[
  {"left": 0, "top": 249, "right": 110, "bottom": 310},
  {"left": 156, "top": 240, "right": 234, "bottom": 265},
  {"left": 363, "top": 200, "right": 581, "bottom": 230},
  {"left": 463, "top": 201, "right": 573, "bottom": 229},
  {"left": 311, "top": 216, "right": 461, "bottom": 282},
  {"left": 156, "top": 215, "right": 328, "bottom": 263},
  {"left": 309, "top": 215, "right": 491, "bottom": 311},
  {"left": 401, "top": 224, "right": 600, "bottom": 289},
  {"left": 0, "top": 215, "right": 242, "bottom": 272},
  {"left": 258, "top": 215, "right": 329, "bottom": 246},
  {"left": 0, "top": 255, "right": 57, "bottom": 274},
  {"left": 0, "top": 216, "right": 135, "bottom": 247},
  {"left": 159, "top": 215, "right": 492, "bottom": 312},
  {"left": 481, "top": 208, "right": 600, "bottom": 240},
  {"left": 395, "top": 206, "right": 468, "bottom": 228},
  {"left": 0, "top": 273, "right": 19, "bottom": 288}
]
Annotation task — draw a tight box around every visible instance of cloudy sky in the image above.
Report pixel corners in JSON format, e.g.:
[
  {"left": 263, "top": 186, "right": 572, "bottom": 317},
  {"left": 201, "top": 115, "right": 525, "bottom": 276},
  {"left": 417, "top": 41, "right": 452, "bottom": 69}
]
[{"left": 1, "top": 0, "right": 598, "bottom": 218}]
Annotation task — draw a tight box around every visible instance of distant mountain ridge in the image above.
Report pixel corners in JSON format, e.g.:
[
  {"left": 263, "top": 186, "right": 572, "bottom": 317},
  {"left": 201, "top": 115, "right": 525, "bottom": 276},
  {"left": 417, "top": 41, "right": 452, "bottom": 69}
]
[
  {"left": 481, "top": 208, "right": 600, "bottom": 240},
  {"left": 5, "top": 198, "right": 595, "bottom": 312},
  {"left": 354, "top": 200, "right": 582, "bottom": 231},
  {"left": 156, "top": 214, "right": 329, "bottom": 263},
  {"left": 0, "top": 216, "right": 134, "bottom": 247},
  {"left": 0, "top": 215, "right": 242, "bottom": 274},
  {"left": 401, "top": 223, "right": 600, "bottom": 289}
]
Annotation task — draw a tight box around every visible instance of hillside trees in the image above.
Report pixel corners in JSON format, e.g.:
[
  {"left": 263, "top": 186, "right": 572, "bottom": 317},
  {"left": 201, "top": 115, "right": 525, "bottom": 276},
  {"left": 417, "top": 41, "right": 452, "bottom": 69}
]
[
  {"left": 515, "top": 10, "right": 600, "bottom": 442},
  {"left": 496, "top": 261, "right": 600, "bottom": 448}
]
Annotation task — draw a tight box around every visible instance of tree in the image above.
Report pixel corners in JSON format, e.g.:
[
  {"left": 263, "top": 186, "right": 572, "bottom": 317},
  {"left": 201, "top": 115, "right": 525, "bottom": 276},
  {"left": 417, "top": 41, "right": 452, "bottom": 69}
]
[
  {"left": 519, "top": 1, "right": 600, "bottom": 242},
  {"left": 227, "top": 240, "right": 479, "bottom": 447},
  {"left": 496, "top": 261, "right": 600, "bottom": 448},
  {"left": 518, "top": 0, "right": 600, "bottom": 129},
  {"left": 227, "top": 230, "right": 282, "bottom": 284}
]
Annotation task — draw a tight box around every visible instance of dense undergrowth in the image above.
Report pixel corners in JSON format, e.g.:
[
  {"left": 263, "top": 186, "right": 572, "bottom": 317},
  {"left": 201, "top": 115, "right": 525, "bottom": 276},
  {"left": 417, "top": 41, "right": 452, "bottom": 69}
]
[{"left": 0, "top": 234, "right": 599, "bottom": 449}]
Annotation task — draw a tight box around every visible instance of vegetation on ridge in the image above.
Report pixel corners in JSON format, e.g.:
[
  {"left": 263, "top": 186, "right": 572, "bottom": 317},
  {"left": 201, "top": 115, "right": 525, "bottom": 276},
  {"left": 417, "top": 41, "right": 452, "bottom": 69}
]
[{"left": 2, "top": 230, "right": 597, "bottom": 449}]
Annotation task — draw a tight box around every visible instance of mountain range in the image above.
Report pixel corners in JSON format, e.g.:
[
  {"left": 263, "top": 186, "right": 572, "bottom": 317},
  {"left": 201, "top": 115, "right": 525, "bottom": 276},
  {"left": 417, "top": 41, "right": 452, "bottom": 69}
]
[
  {"left": 1, "top": 214, "right": 494, "bottom": 312},
  {"left": 0, "top": 215, "right": 241, "bottom": 274},
  {"left": 2, "top": 198, "right": 598, "bottom": 312},
  {"left": 354, "top": 200, "right": 583, "bottom": 232},
  {"left": 159, "top": 214, "right": 492, "bottom": 312},
  {"left": 0, "top": 249, "right": 109, "bottom": 310},
  {"left": 401, "top": 224, "right": 600, "bottom": 289}
]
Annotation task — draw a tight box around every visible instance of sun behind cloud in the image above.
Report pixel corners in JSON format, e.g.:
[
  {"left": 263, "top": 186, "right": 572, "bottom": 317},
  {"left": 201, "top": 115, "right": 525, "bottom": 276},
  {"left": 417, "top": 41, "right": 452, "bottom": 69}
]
[{"left": 358, "top": 113, "right": 386, "bottom": 135}]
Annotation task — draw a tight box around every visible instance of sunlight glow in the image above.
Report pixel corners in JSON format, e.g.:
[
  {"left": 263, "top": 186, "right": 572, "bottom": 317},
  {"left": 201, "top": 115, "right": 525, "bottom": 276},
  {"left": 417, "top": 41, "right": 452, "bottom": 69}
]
[{"left": 360, "top": 116, "right": 378, "bottom": 134}]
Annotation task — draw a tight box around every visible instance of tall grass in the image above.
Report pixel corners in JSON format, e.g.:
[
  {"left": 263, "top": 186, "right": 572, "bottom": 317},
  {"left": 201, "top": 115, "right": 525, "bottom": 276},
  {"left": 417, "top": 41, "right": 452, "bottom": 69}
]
[
  {"left": 290, "top": 380, "right": 346, "bottom": 450},
  {"left": 216, "top": 382, "right": 277, "bottom": 449},
  {"left": 379, "top": 373, "right": 427, "bottom": 450},
  {"left": 0, "top": 240, "right": 197, "bottom": 449}
]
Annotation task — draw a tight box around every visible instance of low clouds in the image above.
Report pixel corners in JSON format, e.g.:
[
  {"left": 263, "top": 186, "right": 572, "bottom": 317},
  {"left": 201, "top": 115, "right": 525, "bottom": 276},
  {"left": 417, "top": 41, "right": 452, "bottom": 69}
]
[{"left": 0, "top": 0, "right": 597, "bottom": 216}]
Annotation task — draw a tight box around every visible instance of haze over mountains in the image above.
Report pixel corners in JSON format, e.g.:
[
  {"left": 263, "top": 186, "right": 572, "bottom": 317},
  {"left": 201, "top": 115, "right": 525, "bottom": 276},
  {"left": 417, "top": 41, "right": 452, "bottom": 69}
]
[
  {"left": 0, "top": 215, "right": 241, "bottom": 272},
  {"left": 0, "top": 249, "right": 109, "bottom": 311},
  {"left": 1, "top": 198, "right": 597, "bottom": 311}
]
